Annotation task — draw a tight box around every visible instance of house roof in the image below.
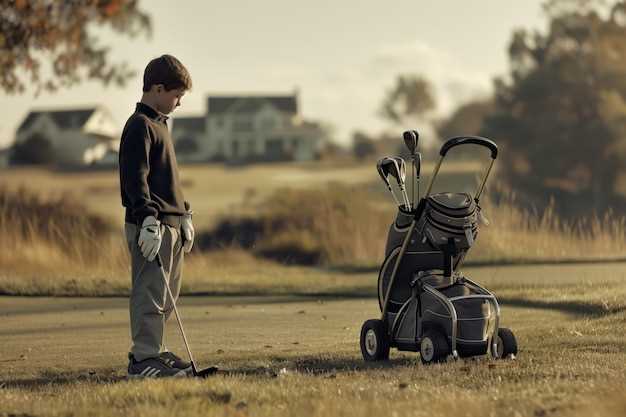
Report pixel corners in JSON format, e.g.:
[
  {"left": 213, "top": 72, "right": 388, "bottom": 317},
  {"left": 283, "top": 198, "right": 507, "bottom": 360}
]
[
  {"left": 17, "top": 108, "right": 98, "bottom": 132},
  {"left": 207, "top": 96, "right": 298, "bottom": 115},
  {"left": 172, "top": 116, "right": 205, "bottom": 132}
]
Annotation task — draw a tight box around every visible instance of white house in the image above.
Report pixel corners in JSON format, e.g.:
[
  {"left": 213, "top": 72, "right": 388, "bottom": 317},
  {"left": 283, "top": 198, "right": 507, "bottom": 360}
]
[
  {"left": 13, "top": 106, "right": 118, "bottom": 166},
  {"left": 170, "top": 116, "right": 207, "bottom": 162},
  {"left": 172, "top": 91, "right": 324, "bottom": 163}
]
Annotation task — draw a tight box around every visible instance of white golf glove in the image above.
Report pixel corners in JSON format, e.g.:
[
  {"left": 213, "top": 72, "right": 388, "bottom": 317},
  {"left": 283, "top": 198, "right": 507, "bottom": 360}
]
[
  {"left": 181, "top": 212, "right": 194, "bottom": 253},
  {"left": 138, "top": 215, "right": 162, "bottom": 261}
]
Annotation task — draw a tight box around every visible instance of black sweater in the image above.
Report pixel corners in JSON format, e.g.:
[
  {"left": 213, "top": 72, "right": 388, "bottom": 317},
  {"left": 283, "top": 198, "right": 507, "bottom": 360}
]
[{"left": 119, "top": 102, "right": 190, "bottom": 226}]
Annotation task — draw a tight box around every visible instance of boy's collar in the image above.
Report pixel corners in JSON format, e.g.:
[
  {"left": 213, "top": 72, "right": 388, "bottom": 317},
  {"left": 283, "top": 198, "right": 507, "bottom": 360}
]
[{"left": 136, "top": 102, "right": 169, "bottom": 123}]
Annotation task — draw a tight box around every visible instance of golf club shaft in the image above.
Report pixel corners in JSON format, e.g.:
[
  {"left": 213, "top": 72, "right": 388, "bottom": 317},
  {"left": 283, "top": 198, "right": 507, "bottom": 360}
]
[
  {"left": 411, "top": 156, "right": 415, "bottom": 209},
  {"left": 156, "top": 254, "right": 197, "bottom": 373},
  {"left": 400, "top": 184, "right": 411, "bottom": 211},
  {"left": 387, "top": 186, "right": 402, "bottom": 206}
]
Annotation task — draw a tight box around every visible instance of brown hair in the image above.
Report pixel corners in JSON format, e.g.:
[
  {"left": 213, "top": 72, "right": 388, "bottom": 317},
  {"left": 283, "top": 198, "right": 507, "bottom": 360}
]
[{"left": 143, "top": 54, "right": 192, "bottom": 92}]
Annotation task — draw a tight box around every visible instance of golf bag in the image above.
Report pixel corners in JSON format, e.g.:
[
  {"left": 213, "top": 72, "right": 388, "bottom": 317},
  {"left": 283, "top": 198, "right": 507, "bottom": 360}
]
[{"left": 361, "top": 135, "right": 517, "bottom": 363}]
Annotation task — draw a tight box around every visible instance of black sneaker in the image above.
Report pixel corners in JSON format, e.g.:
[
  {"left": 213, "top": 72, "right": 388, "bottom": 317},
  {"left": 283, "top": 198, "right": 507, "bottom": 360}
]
[
  {"left": 160, "top": 351, "right": 193, "bottom": 374},
  {"left": 127, "top": 353, "right": 187, "bottom": 379}
]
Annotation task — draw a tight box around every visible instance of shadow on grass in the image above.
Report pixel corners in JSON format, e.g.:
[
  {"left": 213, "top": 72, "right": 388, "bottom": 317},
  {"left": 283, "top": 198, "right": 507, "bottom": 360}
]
[
  {"left": 1, "top": 368, "right": 127, "bottom": 390},
  {"left": 1, "top": 356, "right": 417, "bottom": 390},
  {"left": 498, "top": 296, "right": 625, "bottom": 317}
]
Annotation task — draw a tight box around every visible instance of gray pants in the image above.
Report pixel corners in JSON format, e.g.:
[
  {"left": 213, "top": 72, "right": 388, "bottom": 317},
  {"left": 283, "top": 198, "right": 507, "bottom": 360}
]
[{"left": 124, "top": 222, "right": 184, "bottom": 361}]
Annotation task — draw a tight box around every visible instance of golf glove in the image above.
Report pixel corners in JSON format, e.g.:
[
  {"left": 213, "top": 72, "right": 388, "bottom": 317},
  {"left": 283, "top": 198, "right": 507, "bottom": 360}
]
[
  {"left": 138, "top": 216, "right": 162, "bottom": 262},
  {"left": 181, "top": 212, "right": 194, "bottom": 253}
]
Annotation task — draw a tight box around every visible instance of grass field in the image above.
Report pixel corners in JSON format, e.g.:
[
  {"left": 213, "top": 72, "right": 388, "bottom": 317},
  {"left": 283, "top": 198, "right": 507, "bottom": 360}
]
[
  {"left": 0, "top": 160, "right": 479, "bottom": 230},
  {"left": 1, "top": 263, "right": 625, "bottom": 417},
  {"left": 3, "top": 161, "right": 626, "bottom": 297}
]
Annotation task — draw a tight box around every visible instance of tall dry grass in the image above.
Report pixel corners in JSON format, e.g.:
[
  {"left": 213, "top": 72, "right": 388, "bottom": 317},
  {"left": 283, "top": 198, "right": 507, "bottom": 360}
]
[
  {"left": 0, "top": 186, "right": 130, "bottom": 294},
  {"left": 199, "top": 183, "right": 390, "bottom": 267},
  {"left": 2, "top": 182, "right": 626, "bottom": 295},
  {"left": 474, "top": 185, "right": 626, "bottom": 262},
  {"left": 203, "top": 182, "right": 626, "bottom": 268}
]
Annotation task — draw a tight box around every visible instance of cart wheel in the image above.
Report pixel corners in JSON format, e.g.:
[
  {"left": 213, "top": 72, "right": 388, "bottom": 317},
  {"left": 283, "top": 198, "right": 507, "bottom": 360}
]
[
  {"left": 493, "top": 327, "right": 518, "bottom": 359},
  {"left": 360, "top": 319, "right": 390, "bottom": 361},
  {"left": 420, "top": 329, "right": 450, "bottom": 364}
]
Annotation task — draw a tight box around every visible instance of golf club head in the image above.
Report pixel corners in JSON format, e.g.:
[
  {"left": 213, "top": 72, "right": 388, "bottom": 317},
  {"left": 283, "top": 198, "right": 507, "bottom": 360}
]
[
  {"left": 194, "top": 365, "right": 219, "bottom": 378},
  {"left": 402, "top": 130, "right": 419, "bottom": 155},
  {"left": 391, "top": 156, "right": 407, "bottom": 184},
  {"left": 376, "top": 158, "right": 392, "bottom": 187}
]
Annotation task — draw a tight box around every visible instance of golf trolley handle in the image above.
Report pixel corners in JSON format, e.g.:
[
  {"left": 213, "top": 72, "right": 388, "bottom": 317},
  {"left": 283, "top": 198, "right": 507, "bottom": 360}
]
[
  {"left": 425, "top": 136, "right": 498, "bottom": 201},
  {"left": 440, "top": 136, "right": 498, "bottom": 159}
]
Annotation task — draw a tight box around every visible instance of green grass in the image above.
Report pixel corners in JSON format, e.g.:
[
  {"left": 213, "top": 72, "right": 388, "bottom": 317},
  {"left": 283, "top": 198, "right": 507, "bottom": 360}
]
[{"left": 1, "top": 263, "right": 625, "bottom": 417}]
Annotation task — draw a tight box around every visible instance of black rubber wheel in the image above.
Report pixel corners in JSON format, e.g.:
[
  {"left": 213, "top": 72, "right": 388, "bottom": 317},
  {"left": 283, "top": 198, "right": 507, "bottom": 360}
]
[
  {"left": 420, "top": 329, "right": 450, "bottom": 364},
  {"left": 360, "top": 319, "right": 390, "bottom": 361},
  {"left": 493, "top": 327, "right": 518, "bottom": 359}
]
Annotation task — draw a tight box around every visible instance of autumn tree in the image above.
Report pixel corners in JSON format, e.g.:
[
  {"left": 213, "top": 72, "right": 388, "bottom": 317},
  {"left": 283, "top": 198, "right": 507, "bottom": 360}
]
[
  {"left": 482, "top": 0, "right": 626, "bottom": 212},
  {"left": 379, "top": 74, "right": 436, "bottom": 127},
  {"left": 0, "top": 0, "right": 151, "bottom": 94}
]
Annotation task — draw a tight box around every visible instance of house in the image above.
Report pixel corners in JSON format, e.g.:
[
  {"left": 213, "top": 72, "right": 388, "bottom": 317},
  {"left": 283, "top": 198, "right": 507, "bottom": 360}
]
[
  {"left": 0, "top": 147, "right": 9, "bottom": 168},
  {"left": 172, "top": 91, "right": 324, "bottom": 163},
  {"left": 12, "top": 106, "right": 118, "bottom": 166},
  {"left": 170, "top": 116, "right": 207, "bottom": 162}
]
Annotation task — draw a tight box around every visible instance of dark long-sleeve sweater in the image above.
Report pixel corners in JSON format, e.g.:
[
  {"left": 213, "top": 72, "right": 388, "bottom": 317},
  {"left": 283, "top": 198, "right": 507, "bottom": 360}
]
[{"left": 119, "top": 102, "right": 190, "bottom": 226}]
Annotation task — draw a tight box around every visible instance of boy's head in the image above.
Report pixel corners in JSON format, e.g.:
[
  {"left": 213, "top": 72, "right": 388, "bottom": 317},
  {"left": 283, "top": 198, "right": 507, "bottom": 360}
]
[{"left": 142, "top": 55, "right": 192, "bottom": 114}]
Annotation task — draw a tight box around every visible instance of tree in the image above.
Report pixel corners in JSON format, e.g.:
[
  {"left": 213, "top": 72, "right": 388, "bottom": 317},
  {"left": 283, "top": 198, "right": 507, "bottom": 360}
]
[
  {"left": 482, "top": 0, "right": 626, "bottom": 212},
  {"left": 351, "top": 131, "right": 376, "bottom": 160},
  {"left": 379, "top": 74, "right": 436, "bottom": 126},
  {"left": 437, "top": 99, "right": 494, "bottom": 140},
  {"left": 0, "top": 0, "right": 151, "bottom": 94}
]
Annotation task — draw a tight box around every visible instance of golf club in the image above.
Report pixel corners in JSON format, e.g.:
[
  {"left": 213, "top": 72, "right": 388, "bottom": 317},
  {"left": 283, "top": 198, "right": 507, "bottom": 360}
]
[
  {"left": 391, "top": 156, "right": 411, "bottom": 211},
  {"left": 377, "top": 157, "right": 402, "bottom": 207},
  {"left": 402, "top": 130, "right": 420, "bottom": 208},
  {"left": 380, "top": 156, "right": 410, "bottom": 210},
  {"left": 415, "top": 152, "right": 422, "bottom": 202},
  {"left": 155, "top": 253, "right": 218, "bottom": 378}
]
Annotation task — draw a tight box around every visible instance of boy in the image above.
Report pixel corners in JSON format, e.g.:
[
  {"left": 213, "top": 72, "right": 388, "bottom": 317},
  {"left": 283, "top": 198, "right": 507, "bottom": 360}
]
[{"left": 119, "top": 54, "right": 195, "bottom": 378}]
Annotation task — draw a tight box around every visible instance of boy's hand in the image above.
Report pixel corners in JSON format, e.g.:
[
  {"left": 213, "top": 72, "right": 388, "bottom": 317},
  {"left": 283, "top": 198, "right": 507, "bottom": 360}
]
[
  {"left": 182, "top": 212, "right": 194, "bottom": 253},
  {"left": 138, "top": 216, "right": 162, "bottom": 261}
]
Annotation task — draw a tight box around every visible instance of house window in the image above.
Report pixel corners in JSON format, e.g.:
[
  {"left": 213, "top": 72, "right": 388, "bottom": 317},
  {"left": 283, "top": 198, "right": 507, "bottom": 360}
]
[
  {"left": 175, "top": 136, "right": 198, "bottom": 154},
  {"left": 233, "top": 116, "right": 253, "bottom": 132},
  {"left": 261, "top": 117, "right": 275, "bottom": 130}
]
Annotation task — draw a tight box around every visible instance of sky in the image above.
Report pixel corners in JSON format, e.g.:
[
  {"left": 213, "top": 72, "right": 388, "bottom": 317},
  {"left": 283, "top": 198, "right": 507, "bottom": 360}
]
[{"left": 0, "top": 0, "right": 547, "bottom": 148}]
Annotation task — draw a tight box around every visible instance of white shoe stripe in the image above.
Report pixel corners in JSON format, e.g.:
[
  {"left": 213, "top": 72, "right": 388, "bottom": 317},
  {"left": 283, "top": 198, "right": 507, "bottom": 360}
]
[
  {"left": 140, "top": 367, "right": 152, "bottom": 376},
  {"left": 146, "top": 368, "right": 158, "bottom": 377}
]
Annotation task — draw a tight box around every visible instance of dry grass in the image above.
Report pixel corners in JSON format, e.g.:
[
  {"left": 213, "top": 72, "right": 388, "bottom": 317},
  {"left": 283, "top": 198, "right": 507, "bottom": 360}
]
[
  {"left": 2, "top": 162, "right": 626, "bottom": 296},
  {"left": 473, "top": 187, "right": 626, "bottom": 262},
  {"left": 1, "top": 263, "right": 625, "bottom": 417}
]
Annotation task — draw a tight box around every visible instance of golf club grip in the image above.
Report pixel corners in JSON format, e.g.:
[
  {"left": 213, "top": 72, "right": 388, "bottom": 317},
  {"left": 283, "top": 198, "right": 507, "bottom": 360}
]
[{"left": 440, "top": 136, "right": 498, "bottom": 159}]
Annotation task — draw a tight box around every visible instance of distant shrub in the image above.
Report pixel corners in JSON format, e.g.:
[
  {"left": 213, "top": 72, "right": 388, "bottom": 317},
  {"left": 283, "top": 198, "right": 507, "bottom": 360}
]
[{"left": 198, "top": 183, "right": 390, "bottom": 267}]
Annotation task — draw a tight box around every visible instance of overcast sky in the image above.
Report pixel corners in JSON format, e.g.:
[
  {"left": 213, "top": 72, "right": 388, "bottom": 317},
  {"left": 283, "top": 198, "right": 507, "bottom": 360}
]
[{"left": 0, "top": 0, "right": 547, "bottom": 148}]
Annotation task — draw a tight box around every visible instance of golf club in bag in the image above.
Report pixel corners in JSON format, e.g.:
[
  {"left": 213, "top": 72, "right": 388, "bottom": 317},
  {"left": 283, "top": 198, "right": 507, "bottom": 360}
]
[
  {"left": 402, "top": 130, "right": 421, "bottom": 208},
  {"left": 379, "top": 156, "right": 411, "bottom": 211},
  {"left": 377, "top": 158, "right": 402, "bottom": 207},
  {"left": 154, "top": 253, "right": 218, "bottom": 378},
  {"left": 391, "top": 156, "right": 411, "bottom": 211}
]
